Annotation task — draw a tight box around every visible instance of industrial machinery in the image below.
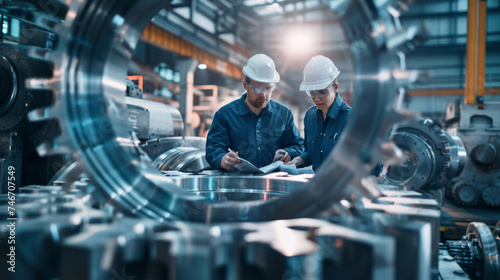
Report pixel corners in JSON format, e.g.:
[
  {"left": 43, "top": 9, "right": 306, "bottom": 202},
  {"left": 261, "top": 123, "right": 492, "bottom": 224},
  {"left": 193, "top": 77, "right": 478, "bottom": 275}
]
[
  {"left": 1, "top": 1, "right": 499, "bottom": 280},
  {"left": 0, "top": 13, "right": 68, "bottom": 190},
  {"left": 444, "top": 100, "right": 500, "bottom": 207},
  {"left": 125, "top": 80, "right": 184, "bottom": 141},
  {"left": 384, "top": 118, "right": 467, "bottom": 192}
]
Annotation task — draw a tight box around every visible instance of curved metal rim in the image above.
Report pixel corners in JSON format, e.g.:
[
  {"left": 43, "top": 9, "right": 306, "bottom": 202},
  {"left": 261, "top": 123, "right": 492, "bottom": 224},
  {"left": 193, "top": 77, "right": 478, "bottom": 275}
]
[
  {"left": 384, "top": 132, "right": 434, "bottom": 190},
  {"left": 466, "top": 222, "right": 500, "bottom": 279},
  {"left": 48, "top": 0, "right": 402, "bottom": 222},
  {"left": 447, "top": 134, "right": 467, "bottom": 177}
]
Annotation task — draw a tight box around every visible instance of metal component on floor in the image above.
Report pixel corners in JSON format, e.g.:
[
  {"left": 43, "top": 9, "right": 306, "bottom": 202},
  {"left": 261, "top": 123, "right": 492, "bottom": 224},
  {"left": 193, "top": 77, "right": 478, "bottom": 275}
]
[
  {"left": 438, "top": 246, "right": 469, "bottom": 280},
  {"left": 1, "top": 182, "right": 444, "bottom": 280},
  {"left": 445, "top": 221, "right": 500, "bottom": 280}
]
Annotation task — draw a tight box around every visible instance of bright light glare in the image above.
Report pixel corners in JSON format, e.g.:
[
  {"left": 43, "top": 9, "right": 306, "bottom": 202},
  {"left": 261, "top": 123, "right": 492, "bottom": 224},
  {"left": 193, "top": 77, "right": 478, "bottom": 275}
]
[
  {"left": 387, "top": 6, "right": 401, "bottom": 17},
  {"left": 284, "top": 32, "right": 313, "bottom": 56},
  {"left": 198, "top": 64, "right": 207, "bottom": 70},
  {"left": 378, "top": 70, "right": 391, "bottom": 81}
]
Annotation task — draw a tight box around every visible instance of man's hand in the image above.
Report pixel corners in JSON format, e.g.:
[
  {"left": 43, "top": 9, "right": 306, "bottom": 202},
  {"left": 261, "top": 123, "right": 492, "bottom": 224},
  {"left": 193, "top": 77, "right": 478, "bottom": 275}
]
[
  {"left": 285, "top": 156, "right": 304, "bottom": 167},
  {"left": 221, "top": 151, "right": 241, "bottom": 170},
  {"left": 273, "top": 149, "right": 290, "bottom": 163}
]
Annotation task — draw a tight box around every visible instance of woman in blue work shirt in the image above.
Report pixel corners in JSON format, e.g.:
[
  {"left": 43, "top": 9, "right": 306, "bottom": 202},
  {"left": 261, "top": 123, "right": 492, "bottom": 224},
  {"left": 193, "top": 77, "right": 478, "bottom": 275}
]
[{"left": 287, "top": 55, "right": 352, "bottom": 171}]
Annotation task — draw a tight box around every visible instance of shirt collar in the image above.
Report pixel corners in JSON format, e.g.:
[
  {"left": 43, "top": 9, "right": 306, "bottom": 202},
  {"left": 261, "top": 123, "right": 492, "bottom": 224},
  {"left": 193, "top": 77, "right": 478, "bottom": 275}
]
[
  {"left": 316, "top": 93, "right": 343, "bottom": 120},
  {"left": 238, "top": 93, "right": 251, "bottom": 115}
]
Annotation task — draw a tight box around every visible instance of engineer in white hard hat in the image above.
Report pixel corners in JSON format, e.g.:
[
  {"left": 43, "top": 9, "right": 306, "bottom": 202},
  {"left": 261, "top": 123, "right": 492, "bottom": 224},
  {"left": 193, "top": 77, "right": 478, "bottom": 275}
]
[
  {"left": 286, "top": 55, "right": 352, "bottom": 171},
  {"left": 206, "top": 54, "right": 304, "bottom": 171}
]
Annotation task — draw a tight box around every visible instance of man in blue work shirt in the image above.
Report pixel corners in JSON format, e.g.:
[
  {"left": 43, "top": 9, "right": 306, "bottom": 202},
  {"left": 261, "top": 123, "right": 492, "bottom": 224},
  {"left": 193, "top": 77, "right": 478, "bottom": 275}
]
[
  {"left": 287, "top": 55, "right": 352, "bottom": 172},
  {"left": 206, "top": 54, "right": 304, "bottom": 171}
]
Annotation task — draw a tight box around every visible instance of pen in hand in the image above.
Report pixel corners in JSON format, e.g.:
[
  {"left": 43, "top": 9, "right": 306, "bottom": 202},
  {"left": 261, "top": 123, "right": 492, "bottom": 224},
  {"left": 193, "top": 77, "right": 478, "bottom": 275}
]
[
  {"left": 228, "top": 148, "right": 241, "bottom": 160},
  {"left": 222, "top": 148, "right": 241, "bottom": 170}
]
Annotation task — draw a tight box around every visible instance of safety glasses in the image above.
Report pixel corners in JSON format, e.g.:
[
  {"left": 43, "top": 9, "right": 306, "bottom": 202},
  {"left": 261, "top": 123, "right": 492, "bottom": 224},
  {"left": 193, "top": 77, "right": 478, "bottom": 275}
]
[
  {"left": 306, "top": 82, "right": 334, "bottom": 97},
  {"left": 248, "top": 83, "right": 276, "bottom": 95}
]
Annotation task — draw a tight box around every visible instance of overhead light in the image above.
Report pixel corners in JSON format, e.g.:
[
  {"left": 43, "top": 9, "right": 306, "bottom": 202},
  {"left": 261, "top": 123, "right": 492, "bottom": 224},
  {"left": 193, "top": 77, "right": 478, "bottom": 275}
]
[
  {"left": 198, "top": 64, "right": 207, "bottom": 70},
  {"left": 284, "top": 31, "right": 314, "bottom": 56}
]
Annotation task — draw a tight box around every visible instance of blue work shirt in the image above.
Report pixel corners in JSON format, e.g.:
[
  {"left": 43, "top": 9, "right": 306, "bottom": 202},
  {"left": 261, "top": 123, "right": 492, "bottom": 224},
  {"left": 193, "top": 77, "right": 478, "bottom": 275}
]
[
  {"left": 300, "top": 94, "right": 352, "bottom": 171},
  {"left": 206, "top": 93, "right": 304, "bottom": 171}
]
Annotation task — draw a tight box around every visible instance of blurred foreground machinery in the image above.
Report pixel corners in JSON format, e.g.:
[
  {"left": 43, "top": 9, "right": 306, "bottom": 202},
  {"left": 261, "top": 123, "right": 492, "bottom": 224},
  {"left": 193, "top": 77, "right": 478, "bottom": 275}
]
[
  {"left": 1, "top": 0, "right": 499, "bottom": 280},
  {"left": 0, "top": 13, "right": 67, "bottom": 190},
  {"left": 444, "top": 100, "right": 500, "bottom": 207},
  {"left": 1, "top": 179, "right": 499, "bottom": 280}
]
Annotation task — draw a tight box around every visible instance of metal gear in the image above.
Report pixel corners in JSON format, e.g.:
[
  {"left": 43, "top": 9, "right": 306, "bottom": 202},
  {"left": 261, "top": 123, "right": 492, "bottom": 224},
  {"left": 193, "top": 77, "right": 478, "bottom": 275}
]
[
  {"left": 398, "top": 118, "right": 451, "bottom": 190},
  {"left": 452, "top": 181, "right": 478, "bottom": 207},
  {"left": 385, "top": 118, "right": 464, "bottom": 191},
  {"left": 481, "top": 186, "right": 500, "bottom": 207},
  {"left": 0, "top": 44, "right": 54, "bottom": 135},
  {"left": 445, "top": 237, "right": 473, "bottom": 274}
]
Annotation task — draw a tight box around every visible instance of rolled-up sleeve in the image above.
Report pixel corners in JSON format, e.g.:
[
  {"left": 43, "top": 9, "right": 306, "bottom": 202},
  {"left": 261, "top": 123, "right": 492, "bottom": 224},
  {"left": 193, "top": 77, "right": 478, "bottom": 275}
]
[{"left": 205, "top": 111, "right": 229, "bottom": 170}]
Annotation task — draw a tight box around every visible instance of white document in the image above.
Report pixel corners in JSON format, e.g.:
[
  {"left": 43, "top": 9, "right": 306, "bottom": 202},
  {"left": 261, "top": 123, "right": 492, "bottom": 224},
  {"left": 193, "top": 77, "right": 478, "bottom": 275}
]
[
  {"left": 233, "top": 158, "right": 284, "bottom": 174},
  {"left": 231, "top": 156, "right": 314, "bottom": 175}
]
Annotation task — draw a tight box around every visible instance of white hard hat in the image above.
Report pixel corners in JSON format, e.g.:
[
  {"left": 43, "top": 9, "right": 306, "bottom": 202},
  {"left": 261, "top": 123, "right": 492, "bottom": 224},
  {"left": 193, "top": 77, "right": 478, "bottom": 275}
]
[
  {"left": 300, "top": 55, "right": 340, "bottom": 91},
  {"left": 242, "top": 54, "right": 280, "bottom": 83}
]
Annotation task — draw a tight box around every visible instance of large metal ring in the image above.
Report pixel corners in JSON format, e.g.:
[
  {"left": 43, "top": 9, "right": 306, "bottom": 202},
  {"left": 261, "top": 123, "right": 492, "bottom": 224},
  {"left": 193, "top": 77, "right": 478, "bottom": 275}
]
[{"left": 39, "top": 0, "right": 404, "bottom": 222}]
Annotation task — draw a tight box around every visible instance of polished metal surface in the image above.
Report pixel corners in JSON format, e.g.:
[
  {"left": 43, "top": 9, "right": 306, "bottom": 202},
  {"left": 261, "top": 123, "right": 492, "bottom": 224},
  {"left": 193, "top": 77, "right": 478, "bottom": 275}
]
[
  {"left": 141, "top": 136, "right": 207, "bottom": 160},
  {"left": 153, "top": 147, "right": 209, "bottom": 173},
  {"left": 170, "top": 175, "right": 307, "bottom": 202},
  {"left": 446, "top": 134, "right": 467, "bottom": 178}
]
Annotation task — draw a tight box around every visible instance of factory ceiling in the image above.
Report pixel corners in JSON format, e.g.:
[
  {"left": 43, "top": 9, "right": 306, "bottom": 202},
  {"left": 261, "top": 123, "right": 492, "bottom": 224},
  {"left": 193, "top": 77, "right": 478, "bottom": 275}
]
[{"left": 161, "top": 0, "right": 499, "bottom": 96}]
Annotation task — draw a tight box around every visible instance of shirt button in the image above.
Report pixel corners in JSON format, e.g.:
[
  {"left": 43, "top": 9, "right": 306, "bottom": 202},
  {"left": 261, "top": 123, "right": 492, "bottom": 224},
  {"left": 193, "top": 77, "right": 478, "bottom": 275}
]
[
  {"left": 257, "top": 130, "right": 260, "bottom": 133},
  {"left": 321, "top": 150, "right": 323, "bottom": 153},
  {"left": 258, "top": 147, "right": 261, "bottom": 150}
]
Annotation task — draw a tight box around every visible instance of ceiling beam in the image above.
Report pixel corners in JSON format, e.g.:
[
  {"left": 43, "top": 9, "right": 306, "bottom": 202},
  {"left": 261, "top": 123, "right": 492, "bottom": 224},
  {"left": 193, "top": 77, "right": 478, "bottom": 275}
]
[{"left": 401, "top": 8, "right": 500, "bottom": 19}]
